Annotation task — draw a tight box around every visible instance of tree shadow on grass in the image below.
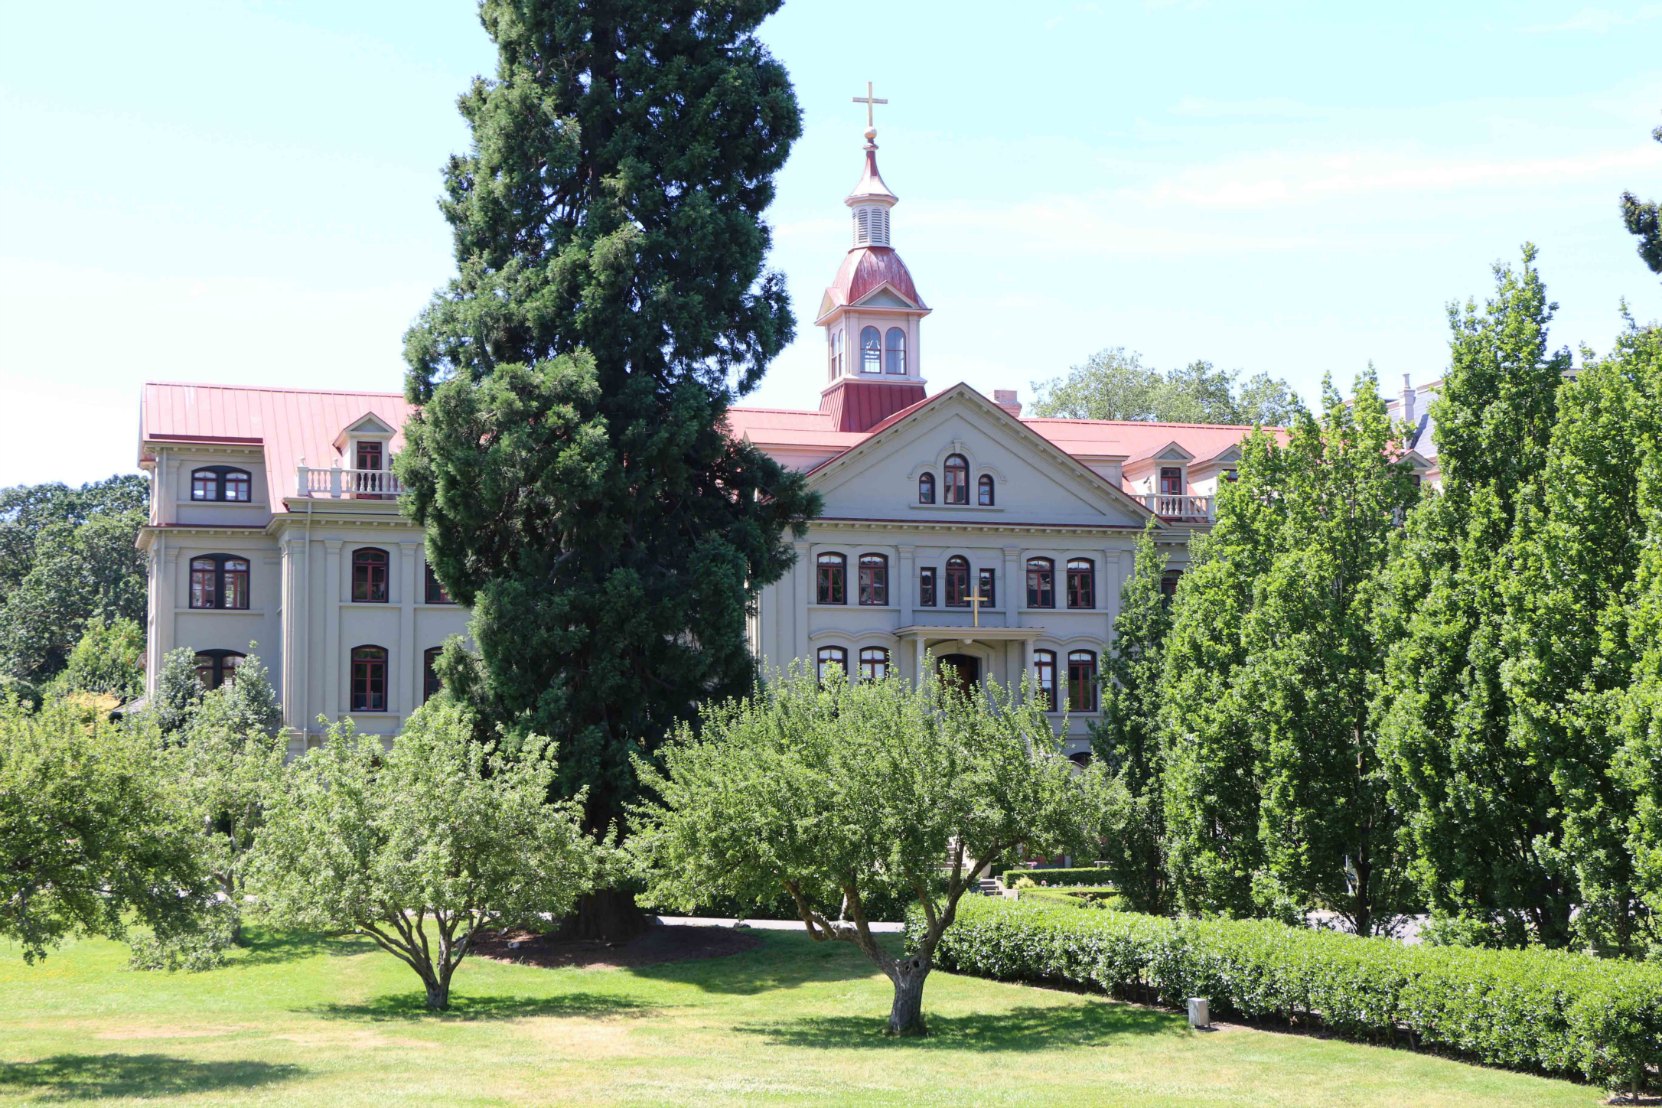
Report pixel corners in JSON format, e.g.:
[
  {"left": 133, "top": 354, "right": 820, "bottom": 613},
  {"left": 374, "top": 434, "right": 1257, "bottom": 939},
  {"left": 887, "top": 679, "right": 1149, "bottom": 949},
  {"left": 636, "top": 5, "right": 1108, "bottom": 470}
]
[
  {"left": 738, "top": 999, "right": 1185, "bottom": 1052},
  {"left": 229, "top": 929, "right": 379, "bottom": 966},
  {"left": 306, "top": 991, "right": 656, "bottom": 1022},
  {"left": 0, "top": 1054, "right": 302, "bottom": 1101},
  {"left": 627, "top": 929, "right": 897, "bottom": 995}
]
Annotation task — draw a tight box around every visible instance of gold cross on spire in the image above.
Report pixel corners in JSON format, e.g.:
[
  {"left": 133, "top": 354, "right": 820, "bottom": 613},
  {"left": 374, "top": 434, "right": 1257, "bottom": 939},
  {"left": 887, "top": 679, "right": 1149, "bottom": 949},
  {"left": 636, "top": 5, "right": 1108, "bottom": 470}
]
[{"left": 852, "top": 80, "right": 888, "bottom": 131}]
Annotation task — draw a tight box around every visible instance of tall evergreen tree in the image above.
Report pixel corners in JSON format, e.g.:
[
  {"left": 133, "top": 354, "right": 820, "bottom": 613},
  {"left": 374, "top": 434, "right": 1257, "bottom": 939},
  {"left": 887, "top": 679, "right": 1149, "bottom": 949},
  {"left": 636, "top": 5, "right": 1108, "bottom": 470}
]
[
  {"left": 1505, "top": 327, "right": 1662, "bottom": 953},
  {"left": 1242, "top": 373, "right": 1417, "bottom": 935},
  {"left": 1375, "top": 245, "right": 1574, "bottom": 946},
  {"left": 396, "top": 0, "right": 817, "bottom": 937},
  {"left": 1160, "top": 430, "right": 1288, "bottom": 917},
  {"left": 1092, "top": 521, "right": 1172, "bottom": 914},
  {"left": 1619, "top": 121, "right": 1661, "bottom": 278}
]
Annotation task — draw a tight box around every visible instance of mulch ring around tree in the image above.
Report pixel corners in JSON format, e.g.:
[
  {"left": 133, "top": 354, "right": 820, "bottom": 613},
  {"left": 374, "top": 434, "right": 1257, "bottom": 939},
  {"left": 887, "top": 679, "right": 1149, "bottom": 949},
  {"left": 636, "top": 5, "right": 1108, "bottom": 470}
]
[{"left": 473, "top": 924, "right": 762, "bottom": 971}]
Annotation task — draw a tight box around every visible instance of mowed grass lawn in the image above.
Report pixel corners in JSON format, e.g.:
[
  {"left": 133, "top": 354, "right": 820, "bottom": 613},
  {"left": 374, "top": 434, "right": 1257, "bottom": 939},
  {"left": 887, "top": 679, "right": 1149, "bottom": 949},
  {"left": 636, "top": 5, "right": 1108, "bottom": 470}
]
[{"left": 0, "top": 926, "right": 1605, "bottom": 1106}]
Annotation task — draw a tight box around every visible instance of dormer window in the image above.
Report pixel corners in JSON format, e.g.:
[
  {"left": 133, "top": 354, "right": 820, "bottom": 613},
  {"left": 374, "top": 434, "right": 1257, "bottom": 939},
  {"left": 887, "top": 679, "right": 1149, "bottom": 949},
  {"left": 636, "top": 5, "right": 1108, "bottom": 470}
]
[
  {"left": 191, "top": 466, "right": 251, "bottom": 502},
  {"left": 884, "top": 328, "right": 906, "bottom": 374},
  {"left": 860, "top": 327, "right": 882, "bottom": 374},
  {"left": 943, "top": 454, "right": 969, "bottom": 505},
  {"left": 1159, "top": 466, "right": 1185, "bottom": 496}
]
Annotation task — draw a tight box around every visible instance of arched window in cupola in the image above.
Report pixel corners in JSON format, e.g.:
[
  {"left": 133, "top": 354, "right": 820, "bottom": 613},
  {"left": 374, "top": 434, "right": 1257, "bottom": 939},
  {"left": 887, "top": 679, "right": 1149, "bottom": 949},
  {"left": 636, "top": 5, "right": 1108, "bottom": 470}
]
[
  {"left": 884, "top": 328, "right": 906, "bottom": 374},
  {"left": 860, "top": 327, "right": 882, "bottom": 374}
]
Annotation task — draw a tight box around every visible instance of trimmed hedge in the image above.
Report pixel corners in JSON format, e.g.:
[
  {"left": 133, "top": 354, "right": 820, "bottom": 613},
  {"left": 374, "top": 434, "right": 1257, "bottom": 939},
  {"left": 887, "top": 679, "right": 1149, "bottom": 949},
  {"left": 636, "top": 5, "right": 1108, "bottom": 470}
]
[
  {"left": 916, "top": 897, "right": 1662, "bottom": 1094},
  {"left": 1017, "top": 886, "right": 1126, "bottom": 911},
  {"left": 1001, "top": 866, "right": 1115, "bottom": 888}
]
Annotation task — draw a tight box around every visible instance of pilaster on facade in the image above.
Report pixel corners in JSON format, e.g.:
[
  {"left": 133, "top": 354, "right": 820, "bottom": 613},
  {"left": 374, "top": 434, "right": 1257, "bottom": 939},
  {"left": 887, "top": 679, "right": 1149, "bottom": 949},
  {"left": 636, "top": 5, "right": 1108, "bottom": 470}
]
[{"left": 323, "top": 539, "right": 343, "bottom": 724}]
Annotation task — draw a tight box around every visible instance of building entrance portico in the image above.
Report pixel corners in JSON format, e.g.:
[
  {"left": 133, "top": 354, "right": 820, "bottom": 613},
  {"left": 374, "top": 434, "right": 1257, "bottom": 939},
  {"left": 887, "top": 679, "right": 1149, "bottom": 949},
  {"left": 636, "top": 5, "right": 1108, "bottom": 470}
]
[{"left": 896, "top": 625, "right": 1045, "bottom": 697}]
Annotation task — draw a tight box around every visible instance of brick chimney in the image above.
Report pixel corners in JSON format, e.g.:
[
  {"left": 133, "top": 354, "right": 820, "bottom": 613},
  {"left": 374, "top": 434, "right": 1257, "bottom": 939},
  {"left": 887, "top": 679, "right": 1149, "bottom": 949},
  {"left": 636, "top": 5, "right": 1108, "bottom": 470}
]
[{"left": 993, "top": 389, "right": 1022, "bottom": 417}]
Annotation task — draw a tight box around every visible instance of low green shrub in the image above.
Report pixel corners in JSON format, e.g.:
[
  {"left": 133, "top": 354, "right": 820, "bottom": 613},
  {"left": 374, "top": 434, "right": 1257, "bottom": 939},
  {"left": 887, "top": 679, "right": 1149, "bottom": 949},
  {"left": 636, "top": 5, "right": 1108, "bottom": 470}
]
[
  {"left": 999, "top": 866, "right": 1115, "bottom": 888},
  {"left": 1019, "top": 886, "right": 1126, "bottom": 911},
  {"left": 914, "top": 897, "right": 1662, "bottom": 1095}
]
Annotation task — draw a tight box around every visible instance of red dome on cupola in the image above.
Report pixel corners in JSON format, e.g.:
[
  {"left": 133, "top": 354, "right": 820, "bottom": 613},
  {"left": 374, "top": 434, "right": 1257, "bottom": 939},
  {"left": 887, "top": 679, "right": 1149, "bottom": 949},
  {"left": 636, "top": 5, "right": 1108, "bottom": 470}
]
[{"left": 818, "top": 246, "right": 926, "bottom": 320}]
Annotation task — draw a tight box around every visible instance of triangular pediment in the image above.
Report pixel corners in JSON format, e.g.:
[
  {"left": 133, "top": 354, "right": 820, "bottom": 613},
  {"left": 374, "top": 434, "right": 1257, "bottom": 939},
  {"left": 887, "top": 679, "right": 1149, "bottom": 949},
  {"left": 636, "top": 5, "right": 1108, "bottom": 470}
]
[
  {"left": 806, "top": 385, "right": 1158, "bottom": 529},
  {"left": 1153, "top": 441, "right": 1195, "bottom": 462},
  {"left": 852, "top": 286, "right": 919, "bottom": 310},
  {"left": 333, "top": 412, "right": 396, "bottom": 451}
]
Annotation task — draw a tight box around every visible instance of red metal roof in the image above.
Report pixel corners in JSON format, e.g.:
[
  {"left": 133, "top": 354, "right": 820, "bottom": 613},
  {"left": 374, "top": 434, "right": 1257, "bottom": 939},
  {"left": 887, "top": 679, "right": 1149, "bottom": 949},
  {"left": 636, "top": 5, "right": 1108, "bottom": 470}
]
[
  {"left": 821, "top": 247, "right": 926, "bottom": 314},
  {"left": 1023, "top": 417, "right": 1282, "bottom": 464},
  {"left": 819, "top": 378, "right": 928, "bottom": 433},
  {"left": 848, "top": 143, "right": 898, "bottom": 203},
  {"left": 140, "top": 382, "right": 416, "bottom": 513}
]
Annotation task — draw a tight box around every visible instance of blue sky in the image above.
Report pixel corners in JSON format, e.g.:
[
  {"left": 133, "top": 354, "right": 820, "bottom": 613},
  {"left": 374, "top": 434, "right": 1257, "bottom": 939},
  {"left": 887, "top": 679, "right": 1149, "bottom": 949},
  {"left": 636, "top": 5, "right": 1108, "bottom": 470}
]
[{"left": 1, "top": 0, "right": 1658, "bottom": 486}]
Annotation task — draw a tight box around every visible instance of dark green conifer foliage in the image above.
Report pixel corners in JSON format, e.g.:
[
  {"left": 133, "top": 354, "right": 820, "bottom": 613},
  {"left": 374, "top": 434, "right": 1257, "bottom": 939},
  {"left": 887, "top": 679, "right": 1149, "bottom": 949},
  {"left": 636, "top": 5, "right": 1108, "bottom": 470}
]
[
  {"left": 1619, "top": 122, "right": 1661, "bottom": 278},
  {"left": 1375, "top": 246, "right": 1575, "bottom": 946},
  {"left": 1093, "top": 520, "right": 1172, "bottom": 914},
  {"left": 396, "top": 0, "right": 818, "bottom": 873}
]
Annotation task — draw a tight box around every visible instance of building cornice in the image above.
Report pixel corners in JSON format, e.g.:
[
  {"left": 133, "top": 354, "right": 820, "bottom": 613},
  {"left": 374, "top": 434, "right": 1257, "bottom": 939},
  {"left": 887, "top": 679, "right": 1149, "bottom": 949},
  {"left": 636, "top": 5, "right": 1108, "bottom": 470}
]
[{"left": 808, "top": 515, "right": 1152, "bottom": 537}]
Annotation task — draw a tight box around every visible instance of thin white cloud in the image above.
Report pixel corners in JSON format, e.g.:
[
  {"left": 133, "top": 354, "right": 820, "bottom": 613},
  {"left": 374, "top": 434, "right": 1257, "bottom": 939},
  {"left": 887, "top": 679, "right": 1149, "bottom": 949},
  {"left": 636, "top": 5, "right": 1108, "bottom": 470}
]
[
  {"left": 1168, "top": 96, "right": 1325, "bottom": 120},
  {"left": 1125, "top": 146, "right": 1662, "bottom": 210},
  {"left": 1523, "top": 4, "right": 1662, "bottom": 32}
]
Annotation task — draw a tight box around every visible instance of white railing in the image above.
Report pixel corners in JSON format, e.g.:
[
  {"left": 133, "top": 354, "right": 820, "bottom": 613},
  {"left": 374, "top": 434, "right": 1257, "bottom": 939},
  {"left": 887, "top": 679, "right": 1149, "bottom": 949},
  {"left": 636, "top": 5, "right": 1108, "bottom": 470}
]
[
  {"left": 295, "top": 463, "right": 403, "bottom": 500},
  {"left": 1140, "top": 493, "right": 1214, "bottom": 520}
]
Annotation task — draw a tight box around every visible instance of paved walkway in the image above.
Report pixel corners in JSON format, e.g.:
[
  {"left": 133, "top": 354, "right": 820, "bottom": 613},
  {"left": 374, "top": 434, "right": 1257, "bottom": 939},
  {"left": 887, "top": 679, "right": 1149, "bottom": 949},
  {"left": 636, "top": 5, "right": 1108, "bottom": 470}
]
[{"left": 653, "top": 914, "right": 904, "bottom": 934}]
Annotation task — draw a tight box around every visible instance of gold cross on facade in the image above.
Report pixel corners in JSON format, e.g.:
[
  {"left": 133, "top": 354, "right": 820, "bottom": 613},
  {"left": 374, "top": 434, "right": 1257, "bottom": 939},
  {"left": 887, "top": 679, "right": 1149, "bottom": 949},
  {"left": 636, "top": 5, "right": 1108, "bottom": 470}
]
[
  {"left": 852, "top": 81, "right": 888, "bottom": 130},
  {"left": 967, "top": 590, "right": 987, "bottom": 628}
]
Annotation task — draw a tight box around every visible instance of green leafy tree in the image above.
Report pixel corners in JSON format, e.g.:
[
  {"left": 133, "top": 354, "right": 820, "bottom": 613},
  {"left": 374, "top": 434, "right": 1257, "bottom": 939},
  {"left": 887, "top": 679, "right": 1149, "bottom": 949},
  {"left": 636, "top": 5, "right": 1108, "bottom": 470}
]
[
  {"left": 395, "top": 0, "right": 818, "bottom": 938},
  {"left": 1032, "top": 347, "right": 1302, "bottom": 425},
  {"left": 1375, "top": 245, "right": 1573, "bottom": 946},
  {"left": 59, "top": 618, "right": 145, "bottom": 702},
  {"left": 248, "top": 701, "right": 600, "bottom": 1010},
  {"left": 0, "top": 696, "right": 210, "bottom": 962},
  {"left": 1240, "top": 372, "right": 1418, "bottom": 935},
  {"left": 0, "top": 475, "right": 148, "bottom": 684},
  {"left": 1092, "top": 521, "right": 1172, "bottom": 914},
  {"left": 1160, "top": 430, "right": 1289, "bottom": 917},
  {"left": 150, "top": 647, "right": 206, "bottom": 738},
  {"left": 631, "top": 666, "right": 1103, "bottom": 1036},
  {"left": 1504, "top": 328, "right": 1662, "bottom": 954},
  {"left": 1620, "top": 121, "right": 1661, "bottom": 278}
]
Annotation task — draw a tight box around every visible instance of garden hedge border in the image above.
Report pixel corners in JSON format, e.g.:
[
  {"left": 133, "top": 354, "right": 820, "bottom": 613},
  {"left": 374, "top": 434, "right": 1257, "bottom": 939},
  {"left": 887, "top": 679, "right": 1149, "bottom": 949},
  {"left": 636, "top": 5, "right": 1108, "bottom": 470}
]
[
  {"left": 1000, "top": 866, "right": 1115, "bottom": 888},
  {"left": 913, "top": 897, "right": 1662, "bottom": 1094}
]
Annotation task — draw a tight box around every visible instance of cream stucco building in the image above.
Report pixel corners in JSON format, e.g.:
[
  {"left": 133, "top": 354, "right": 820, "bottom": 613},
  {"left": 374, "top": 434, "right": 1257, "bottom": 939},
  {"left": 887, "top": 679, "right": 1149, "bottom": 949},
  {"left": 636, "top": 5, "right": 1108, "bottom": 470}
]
[{"left": 137, "top": 120, "right": 1269, "bottom": 758}]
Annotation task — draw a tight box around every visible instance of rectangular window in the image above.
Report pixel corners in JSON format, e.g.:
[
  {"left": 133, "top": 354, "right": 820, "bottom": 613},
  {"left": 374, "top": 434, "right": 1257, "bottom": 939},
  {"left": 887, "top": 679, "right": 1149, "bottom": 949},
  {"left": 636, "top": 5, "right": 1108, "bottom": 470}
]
[
  {"left": 190, "top": 561, "right": 217, "bottom": 609},
  {"left": 424, "top": 563, "right": 454, "bottom": 605},
  {"left": 1026, "top": 559, "right": 1054, "bottom": 609},
  {"left": 858, "top": 555, "right": 888, "bottom": 606},
  {"left": 1067, "top": 559, "right": 1095, "bottom": 610},
  {"left": 859, "top": 647, "right": 889, "bottom": 681},
  {"left": 816, "top": 554, "right": 847, "bottom": 605},
  {"left": 918, "top": 567, "right": 937, "bottom": 608},
  {"left": 945, "top": 559, "right": 970, "bottom": 607},
  {"left": 1159, "top": 466, "right": 1185, "bottom": 496},
  {"left": 978, "top": 567, "right": 996, "bottom": 608},
  {"left": 1068, "top": 651, "right": 1098, "bottom": 713},
  {"left": 816, "top": 645, "right": 847, "bottom": 684},
  {"left": 350, "top": 647, "right": 388, "bottom": 712},
  {"left": 222, "top": 558, "right": 249, "bottom": 610},
  {"left": 1034, "top": 650, "right": 1057, "bottom": 712}
]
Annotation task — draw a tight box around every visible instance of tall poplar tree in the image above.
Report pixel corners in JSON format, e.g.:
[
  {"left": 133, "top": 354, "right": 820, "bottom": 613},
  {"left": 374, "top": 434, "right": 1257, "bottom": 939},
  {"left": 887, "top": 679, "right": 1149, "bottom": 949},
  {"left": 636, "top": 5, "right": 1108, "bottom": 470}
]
[
  {"left": 1242, "top": 373, "right": 1417, "bottom": 935},
  {"left": 396, "top": 0, "right": 818, "bottom": 937},
  {"left": 1160, "top": 430, "right": 1288, "bottom": 918},
  {"left": 1093, "top": 521, "right": 1173, "bottom": 914},
  {"left": 1375, "top": 246, "right": 1573, "bottom": 946},
  {"left": 1506, "top": 328, "right": 1662, "bottom": 954}
]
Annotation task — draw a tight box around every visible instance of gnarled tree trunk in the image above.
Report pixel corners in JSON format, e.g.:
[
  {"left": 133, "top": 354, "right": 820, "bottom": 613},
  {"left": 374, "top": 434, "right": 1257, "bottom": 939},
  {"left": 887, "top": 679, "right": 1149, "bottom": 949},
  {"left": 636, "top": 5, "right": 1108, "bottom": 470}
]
[
  {"left": 888, "top": 952, "right": 931, "bottom": 1037},
  {"left": 554, "top": 886, "right": 648, "bottom": 943}
]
